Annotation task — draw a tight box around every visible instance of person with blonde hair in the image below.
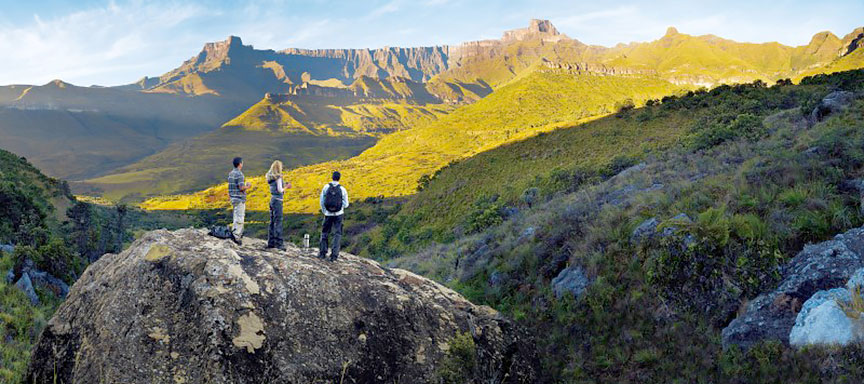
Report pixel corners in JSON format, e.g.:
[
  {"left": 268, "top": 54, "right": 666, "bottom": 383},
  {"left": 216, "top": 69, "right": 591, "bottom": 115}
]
[{"left": 265, "top": 160, "right": 291, "bottom": 250}]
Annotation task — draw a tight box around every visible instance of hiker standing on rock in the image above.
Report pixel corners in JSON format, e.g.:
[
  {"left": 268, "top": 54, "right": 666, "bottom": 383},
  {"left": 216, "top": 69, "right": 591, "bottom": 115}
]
[
  {"left": 228, "top": 157, "right": 252, "bottom": 245},
  {"left": 319, "top": 171, "right": 348, "bottom": 262},
  {"left": 266, "top": 160, "right": 291, "bottom": 250}
]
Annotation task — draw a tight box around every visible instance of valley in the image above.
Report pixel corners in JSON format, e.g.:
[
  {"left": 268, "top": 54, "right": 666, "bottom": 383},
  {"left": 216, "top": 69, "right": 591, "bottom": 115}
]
[
  {"left": 3, "top": 11, "right": 864, "bottom": 383},
  {"left": 140, "top": 20, "right": 864, "bottom": 212}
]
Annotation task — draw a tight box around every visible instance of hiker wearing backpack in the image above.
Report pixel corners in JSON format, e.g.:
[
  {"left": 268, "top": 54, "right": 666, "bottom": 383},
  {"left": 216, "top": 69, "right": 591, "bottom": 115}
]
[
  {"left": 319, "top": 171, "right": 348, "bottom": 261},
  {"left": 266, "top": 160, "right": 291, "bottom": 250},
  {"left": 228, "top": 157, "right": 252, "bottom": 245}
]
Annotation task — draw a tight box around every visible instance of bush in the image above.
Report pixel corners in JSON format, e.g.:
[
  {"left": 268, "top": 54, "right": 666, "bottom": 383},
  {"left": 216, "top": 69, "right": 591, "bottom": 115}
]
[
  {"left": 436, "top": 331, "right": 477, "bottom": 384},
  {"left": 465, "top": 195, "right": 504, "bottom": 234},
  {"left": 520, "top": 187, "right": 539, "bottom": 207},
  {"left": 615, "top": 98, "right": 636, "bottom": 114},
  {"left": 691, "top": 114, "right": 765, "bottom": 150}
]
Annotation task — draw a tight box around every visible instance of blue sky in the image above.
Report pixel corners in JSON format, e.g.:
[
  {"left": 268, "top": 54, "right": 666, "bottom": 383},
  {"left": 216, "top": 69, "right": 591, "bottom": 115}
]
[{"left": 0, "top": 0, "right": 861, "bottom": 86}]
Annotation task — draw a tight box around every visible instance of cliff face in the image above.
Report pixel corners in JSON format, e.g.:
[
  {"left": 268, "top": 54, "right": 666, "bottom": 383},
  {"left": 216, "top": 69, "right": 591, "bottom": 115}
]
[
  {"left": 152, "top": 36, "right": 453, "bottom": 98},
  {"left": 147, "top": 21, "right": 864, "bottom": 100},
  {"left": 26, "top": 229, "right": 540, "bottom": 383},
  {"left": 281, "top": 46, "right": 451, "bottom": 83}
]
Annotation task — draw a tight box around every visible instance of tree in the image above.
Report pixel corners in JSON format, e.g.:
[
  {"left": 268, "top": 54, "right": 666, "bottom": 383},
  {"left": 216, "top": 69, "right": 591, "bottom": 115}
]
[{"left": 115, "top": 204, "right": 128, "bottom": 251}]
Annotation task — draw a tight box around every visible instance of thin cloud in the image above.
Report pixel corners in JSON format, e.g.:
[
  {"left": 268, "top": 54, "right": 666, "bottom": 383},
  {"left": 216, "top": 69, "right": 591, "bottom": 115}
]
[
  {"left": 0, "top": 0, "right": 861, "bottom": 85},
  {"left": 368, "top": 1, "right": 402, "bottom": 18},
  {"left": 0, "top": 1, "right": 212, "bottom": 86},
  {"left": 555, "top": 5, "right": 638, "bottom": 27}
]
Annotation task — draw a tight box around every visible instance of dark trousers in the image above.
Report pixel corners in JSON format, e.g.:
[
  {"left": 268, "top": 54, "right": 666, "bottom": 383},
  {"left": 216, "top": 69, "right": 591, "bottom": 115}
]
[
  {"left": 319, "top": 215, "right": 343, "bottom": 259},
  {"left": 267, "top": 198, "right": 284, "bottom": 248}
]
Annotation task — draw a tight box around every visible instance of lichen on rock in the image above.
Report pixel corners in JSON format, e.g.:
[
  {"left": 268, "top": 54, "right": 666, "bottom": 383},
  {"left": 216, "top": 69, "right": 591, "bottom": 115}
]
[{"left": 26, "top": 228, "right": 539, "bottom": 383}]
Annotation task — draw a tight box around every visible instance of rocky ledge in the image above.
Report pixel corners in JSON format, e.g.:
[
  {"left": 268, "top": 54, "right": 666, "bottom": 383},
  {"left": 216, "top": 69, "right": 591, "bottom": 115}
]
[{"left": 26, "top": 229, "right": 539, "bottom": 383}]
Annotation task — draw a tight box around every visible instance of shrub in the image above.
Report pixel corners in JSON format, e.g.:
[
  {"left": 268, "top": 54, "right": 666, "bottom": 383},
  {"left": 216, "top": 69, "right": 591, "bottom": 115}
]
[
  {"left": 520, "top": 187, "right": 539, "bottom": 207},
  {"left": 436, "top": 331, "right": 477, "bottom": 384},
  {"left": 465, "top": 195, "right": 504, "bottom": 234},
  {"left": 691, "top": 206, "right": 731, "bottom": 247},
  {"left": 417, "top": 174, "right": 432, "bottom": 192},
  {"left": 615, "top": 98, "right": 636, "bottom": 114}
]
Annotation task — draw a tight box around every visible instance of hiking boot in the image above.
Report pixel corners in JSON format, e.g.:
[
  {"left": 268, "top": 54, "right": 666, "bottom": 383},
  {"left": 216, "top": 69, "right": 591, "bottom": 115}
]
[
  {"left": 276, "top": 245, "right": 287, "bottom": 251},
  {"left": 232, "top": 235, "right": 242, "bottom": 246},
  {"left": 329, "top": 256, "right": 338, "bottom": 262}
]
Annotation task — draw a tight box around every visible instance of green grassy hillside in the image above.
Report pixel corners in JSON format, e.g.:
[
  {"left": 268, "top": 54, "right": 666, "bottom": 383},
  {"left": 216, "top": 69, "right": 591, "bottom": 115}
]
[
  {"left": 434, "top": 26, "right": 863, "bottom": 99},
  {"left": 81, "top": 93, "right": 452, "bottom": 201},
  {"left": 0, "top": 148, "right": 204, "bottom": 382},
  {"left": 359, "top": 75, "right": 842, "bottom": 255},
  {"left": 0, "top": 81, "right": 249, "bottom": 180},
  {"left": 0, "top": 149, "right": 76, "bottom": 382},
  {"left": 376, "top": 70, "right": 864, "bottom": 381},
  {"left": 223, "top": 96, "right": 451, "bottom": 135},
  {"left": 78, "top": 130, "right": 375, "bottom": 202},
  {"left": 141, "top": 70, "right": 686, "bottom": 211}
]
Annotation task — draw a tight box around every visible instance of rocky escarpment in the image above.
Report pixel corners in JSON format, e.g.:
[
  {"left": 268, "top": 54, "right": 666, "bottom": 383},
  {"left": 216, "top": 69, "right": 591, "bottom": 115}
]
[{"left": 26, "top": 229, "right": 539, "bottom": 383}]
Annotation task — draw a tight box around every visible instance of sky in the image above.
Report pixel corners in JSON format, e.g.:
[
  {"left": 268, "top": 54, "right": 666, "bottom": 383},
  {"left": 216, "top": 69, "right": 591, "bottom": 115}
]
[{"left": 0, "top": 0, "right": 861, "bottom": 86}]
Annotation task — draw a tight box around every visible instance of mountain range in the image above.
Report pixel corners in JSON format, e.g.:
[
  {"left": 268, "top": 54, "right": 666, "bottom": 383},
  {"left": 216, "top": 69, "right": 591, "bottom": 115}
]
[
  {"left": 135, "top": 20, "right": 864, "bottom": 211},
  {"left": 0, "top": 19, "right": 862, "bottom": 206}
]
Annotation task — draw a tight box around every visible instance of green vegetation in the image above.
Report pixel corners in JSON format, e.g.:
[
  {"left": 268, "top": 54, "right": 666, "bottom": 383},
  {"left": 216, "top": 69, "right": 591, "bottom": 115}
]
[
  {"left": 144, "top": 70, "right": 686, "bottom": 212},
  {"left": 0, "top": 148, "right": 199, "bottom": 381},
  {"left": 83, "top": 94, "right": 452, "bottom": 202},
  {"left": 435, "top": 331, "right": 478, "bottom": 384},
  {"left": 0, "top": 81, "right": 247, "bottom": 181},
  {"left": 223, "top": 95, "right": 451, "bottom": 135},
  {"left": 0, "top": 251, "right": 59, "bottom": 383},
  {"left": 351, "top": 70, "right": 864, "bottom": 382}
]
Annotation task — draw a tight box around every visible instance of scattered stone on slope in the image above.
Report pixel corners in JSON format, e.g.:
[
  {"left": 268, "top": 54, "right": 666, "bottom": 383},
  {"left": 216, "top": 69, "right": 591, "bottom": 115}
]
[
  {"left": 811, "top": 90, "right": 855, "bottom": 122},
  {"left": 631, "top": 217, "right": 660, "bottom": 244},
  {"left": 788, "top": 288, "right": 861, "bottom": 347},
  {"left": 26, "top": 229, "right": 539, "bottom": 383},
  {"left": 27, "top": 269, "right": 70, "bottom": 298},
  {"left": 552, "top": 266, "right": 590, "bottom": 299},
  {"left": 15, "top": 273, "right": 38, "bottom": 305},
  {"left": 787, "top": 267, "right": 864, "bottom": 347},
  {"left": 722, "top": 226, "right": 864, "bottom": 349},
  {"left": 8, "top": 257, "right": 70, "bottom": 300}
]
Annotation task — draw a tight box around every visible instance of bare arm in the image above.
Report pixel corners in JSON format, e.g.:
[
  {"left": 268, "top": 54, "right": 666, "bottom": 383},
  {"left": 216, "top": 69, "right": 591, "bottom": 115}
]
[{"left": 238, "top": 174, "right": 251, "bottom": 191}]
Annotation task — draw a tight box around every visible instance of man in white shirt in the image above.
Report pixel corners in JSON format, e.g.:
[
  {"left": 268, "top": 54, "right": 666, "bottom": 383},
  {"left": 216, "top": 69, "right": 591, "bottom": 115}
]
[{"left": 319, "top": 171, "right": 349, "bottom": 261}]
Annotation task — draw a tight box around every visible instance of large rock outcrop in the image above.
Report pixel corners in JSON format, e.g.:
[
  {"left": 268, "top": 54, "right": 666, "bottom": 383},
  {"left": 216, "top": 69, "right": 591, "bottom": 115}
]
[
  {"left": 722, "top": 226, "right": 864, "bottom": 349},
  {"left": 788, "top": 269, "right": 864, "bottom": 347},
  {"left": 26, "top": 229, "right": 539, "bottom": 383}
]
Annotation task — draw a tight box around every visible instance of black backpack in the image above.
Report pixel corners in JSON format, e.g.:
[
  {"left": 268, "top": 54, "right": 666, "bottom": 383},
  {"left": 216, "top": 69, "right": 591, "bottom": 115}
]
[
  {"left": 208, "top": 225, "right": 234, "bottom": 239},
  {"left": 324, "top": 183, "right": 343, "bottom": 213}
]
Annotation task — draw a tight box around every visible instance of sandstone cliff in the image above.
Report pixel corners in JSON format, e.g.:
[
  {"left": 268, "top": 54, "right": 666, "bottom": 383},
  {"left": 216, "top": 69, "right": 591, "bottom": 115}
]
[{"left": 26, "top": 229, "right": 539, "bottom": 383}]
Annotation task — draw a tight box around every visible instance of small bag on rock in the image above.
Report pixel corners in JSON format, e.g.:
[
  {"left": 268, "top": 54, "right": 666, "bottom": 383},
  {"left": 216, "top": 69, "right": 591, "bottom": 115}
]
[{"left": 208, "top": 225, "right": 234, "bottom": 239}]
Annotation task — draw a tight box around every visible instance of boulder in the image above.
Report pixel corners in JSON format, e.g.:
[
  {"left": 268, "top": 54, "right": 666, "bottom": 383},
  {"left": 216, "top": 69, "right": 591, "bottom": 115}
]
[
  {"left": 15, "top": 273, "right": 39, "bottom": 305},
  {"left": 722, "top": 226, "right": 864, "bottom": 349},
  {"left": 847, "top": 268, "right": 864, "bottom": 290},
  {"left": 0, "top": 244, "right": 13, "bottom": 254},
  {"left": 27, "top": 269, "right": 70, "bottom": 299},
  {"left": 552, "top": 266, "right": 590, "bottom": 299},
  {"left": 26, "top": 229, "right": 539, "bottom": 383},
  {"left": 811, "top": 91, "right": 855, "bottom": 122},
  {"left": 788, "top": 288, "right": 863, "bottom": 347},
  {"left": 660, "top": 213, "right": 692, "bottom": 238},
  {"left": 631, "top": 217, "right": 659, "bottom": 244},
  {"left": 518, "top": 227, "right": 536, "bottom": 242}
]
